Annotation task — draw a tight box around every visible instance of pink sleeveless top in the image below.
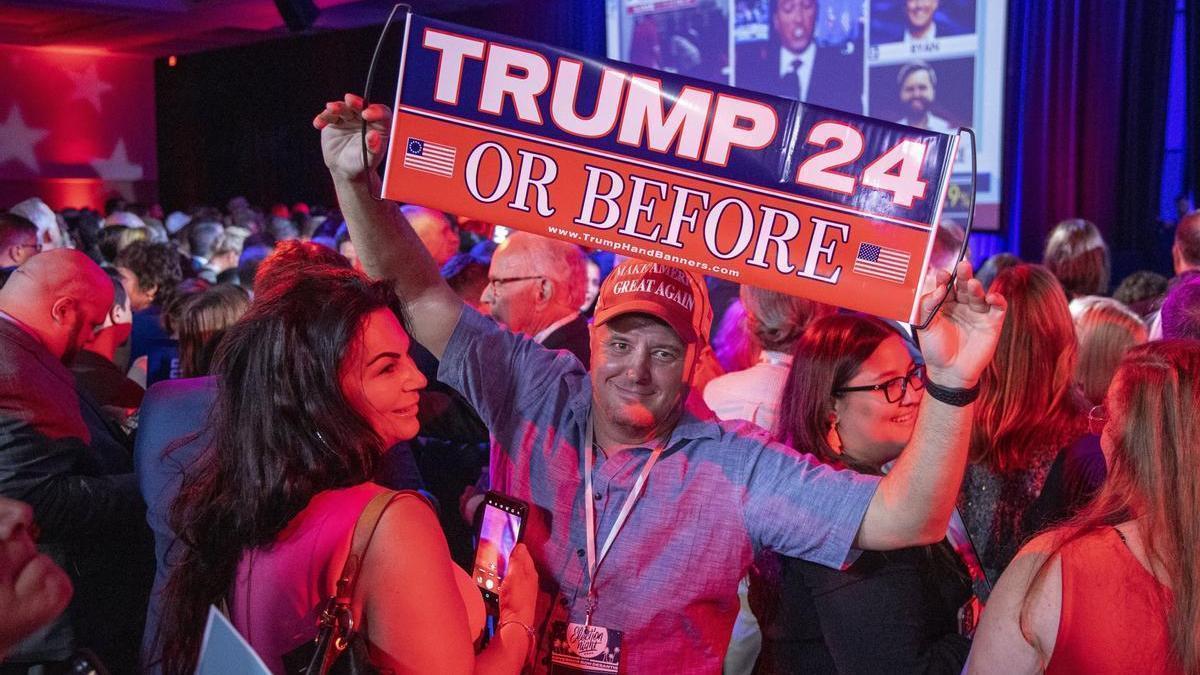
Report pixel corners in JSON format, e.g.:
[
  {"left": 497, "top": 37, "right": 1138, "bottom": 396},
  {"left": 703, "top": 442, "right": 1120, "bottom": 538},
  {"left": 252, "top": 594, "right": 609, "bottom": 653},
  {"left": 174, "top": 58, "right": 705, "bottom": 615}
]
[
  {"left": 229, "top": 483, "right": 387, "bottom": 673},
  {"left": 1046, "top": 528, "right": 1182, "bottom": 675},
  {"left": 228, "top": 483, "right": 485, "bottom": 673}
]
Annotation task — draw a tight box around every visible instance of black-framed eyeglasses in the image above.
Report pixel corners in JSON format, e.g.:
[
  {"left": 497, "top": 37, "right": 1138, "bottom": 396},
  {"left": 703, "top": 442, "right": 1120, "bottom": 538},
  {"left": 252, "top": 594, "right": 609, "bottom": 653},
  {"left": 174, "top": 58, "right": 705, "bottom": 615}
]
[
  {"left": 1087, "top": 404, "right": 1107, "bottom": 436},
  {"left": 488, "top": 275, "right": 543, "bottom": 293},
  {"left": 835, "top": 365, "right": 926, "bottom": 403}
]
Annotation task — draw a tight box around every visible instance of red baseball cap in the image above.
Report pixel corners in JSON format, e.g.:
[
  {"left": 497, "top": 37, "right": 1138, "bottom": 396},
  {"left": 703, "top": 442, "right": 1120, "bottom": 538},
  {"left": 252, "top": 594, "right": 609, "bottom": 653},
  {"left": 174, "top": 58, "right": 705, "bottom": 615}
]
[{"left": 593, "top": 261, "right": 711, "bottom": 344}]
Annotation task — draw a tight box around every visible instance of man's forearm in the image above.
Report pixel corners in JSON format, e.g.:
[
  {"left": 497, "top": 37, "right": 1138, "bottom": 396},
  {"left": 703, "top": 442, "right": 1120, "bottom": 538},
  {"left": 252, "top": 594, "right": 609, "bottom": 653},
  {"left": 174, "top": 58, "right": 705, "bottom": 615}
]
[
  {"left": 332, "top": 173, "right": 463, "bottom": 356},
  {"left": 859, "top": 397, "right": 973, "bottom": 549},
  {"left": 334, "top": 174, "right": 441, "bottom": 295}
]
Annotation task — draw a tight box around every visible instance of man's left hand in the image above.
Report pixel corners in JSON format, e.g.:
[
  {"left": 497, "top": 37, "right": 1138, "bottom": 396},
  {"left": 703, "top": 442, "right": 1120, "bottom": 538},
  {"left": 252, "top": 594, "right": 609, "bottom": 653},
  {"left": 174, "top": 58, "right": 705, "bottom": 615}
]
[{"left": 915, "top": 260, "right": 1007, "bottom": 389}]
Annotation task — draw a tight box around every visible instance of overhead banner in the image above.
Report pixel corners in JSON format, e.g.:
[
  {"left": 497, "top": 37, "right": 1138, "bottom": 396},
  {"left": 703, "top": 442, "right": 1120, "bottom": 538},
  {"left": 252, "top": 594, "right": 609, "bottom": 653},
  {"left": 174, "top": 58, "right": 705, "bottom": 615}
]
[{"left": 382, "top": 13, "right": 960, "bottom": 323}]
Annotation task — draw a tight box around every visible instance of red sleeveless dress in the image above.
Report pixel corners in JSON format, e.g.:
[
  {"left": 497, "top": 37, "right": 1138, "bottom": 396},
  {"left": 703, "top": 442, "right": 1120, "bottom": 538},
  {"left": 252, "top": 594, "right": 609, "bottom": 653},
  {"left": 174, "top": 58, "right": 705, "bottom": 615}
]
[{"left": 1046, "top": 528, "right": 1182, "bottom": 674}]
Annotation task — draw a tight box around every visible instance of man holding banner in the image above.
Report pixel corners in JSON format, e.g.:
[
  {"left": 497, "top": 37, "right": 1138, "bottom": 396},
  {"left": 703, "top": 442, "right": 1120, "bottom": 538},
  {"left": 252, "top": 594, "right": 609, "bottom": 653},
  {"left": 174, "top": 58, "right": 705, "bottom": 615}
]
[{"left": 315, "top": 89, "right": 1004, "bottom": 673}]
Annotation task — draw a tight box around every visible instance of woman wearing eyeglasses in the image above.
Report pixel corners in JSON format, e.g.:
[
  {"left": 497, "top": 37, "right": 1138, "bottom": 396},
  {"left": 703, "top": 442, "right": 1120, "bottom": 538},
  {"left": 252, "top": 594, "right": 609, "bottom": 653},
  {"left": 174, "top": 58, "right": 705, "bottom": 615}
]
[{"left": 751, "top": 313, "right": 974, "bottom": 674}]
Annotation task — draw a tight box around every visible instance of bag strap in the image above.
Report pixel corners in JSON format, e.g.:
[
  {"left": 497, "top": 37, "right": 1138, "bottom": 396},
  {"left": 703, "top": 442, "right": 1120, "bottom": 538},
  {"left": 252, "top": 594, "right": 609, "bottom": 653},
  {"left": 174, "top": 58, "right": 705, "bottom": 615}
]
[{"left": 335, "top": 489, "right": 395, "bottom": 603}]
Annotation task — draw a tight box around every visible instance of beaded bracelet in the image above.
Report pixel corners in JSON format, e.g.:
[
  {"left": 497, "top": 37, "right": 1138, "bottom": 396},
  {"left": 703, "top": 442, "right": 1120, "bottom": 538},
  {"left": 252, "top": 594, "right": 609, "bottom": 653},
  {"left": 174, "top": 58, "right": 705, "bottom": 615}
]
[{"left": 498, "top": 619, "right": 537, "bottom": 667}]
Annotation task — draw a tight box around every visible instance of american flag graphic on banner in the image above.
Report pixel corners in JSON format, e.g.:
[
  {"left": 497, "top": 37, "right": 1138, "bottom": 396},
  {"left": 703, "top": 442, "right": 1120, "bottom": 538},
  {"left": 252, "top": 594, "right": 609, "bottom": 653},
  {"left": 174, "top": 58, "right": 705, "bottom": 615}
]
[
  {"left": 852, "top": 242, "right": 911, "bottom": 283},
  {"left": 403, "top": 138, "right": 455, "bottom": 177}
]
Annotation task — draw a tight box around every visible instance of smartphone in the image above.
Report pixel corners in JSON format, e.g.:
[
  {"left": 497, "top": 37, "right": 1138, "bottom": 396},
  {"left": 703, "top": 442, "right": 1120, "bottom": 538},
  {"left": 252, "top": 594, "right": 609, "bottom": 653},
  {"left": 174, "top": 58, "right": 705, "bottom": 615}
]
[{"left": 473, "top": 491, "right": 528, "bottom": 603}]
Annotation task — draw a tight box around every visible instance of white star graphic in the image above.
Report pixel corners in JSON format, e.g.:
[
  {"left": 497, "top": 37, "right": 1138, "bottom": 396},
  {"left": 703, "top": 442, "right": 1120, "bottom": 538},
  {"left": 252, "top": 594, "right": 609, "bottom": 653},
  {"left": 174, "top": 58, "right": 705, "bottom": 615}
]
[
  {"left": 68, "top": 64, "right": 114, "bottom": 110},
  {"left": 0, "top": 106, "right": 50, "bottom": 173},
  {"left": 91, "top": 139, "right": 144, "bottom": 181}
]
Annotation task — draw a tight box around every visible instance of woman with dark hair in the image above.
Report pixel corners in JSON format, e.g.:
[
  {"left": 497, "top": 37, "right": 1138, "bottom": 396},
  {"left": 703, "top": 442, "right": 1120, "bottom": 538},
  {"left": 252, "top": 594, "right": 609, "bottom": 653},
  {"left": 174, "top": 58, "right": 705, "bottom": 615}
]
[
  {"left": 959, "top": 264, "right": 1093, "bottom": 582},
  {"left": 969, "top": 340, "right": 1200, "bottom": 674},
  {"left": 975, "top": 253, "right": 1020, "bottom": 292},
  {"left": 157, "top": 266, "right": 536, "bottom": 674},
  {"left": 116, "top": 240, "right": 184, "bottom": 370},
  {"left": 753, "top": 313, "right": 973, "bottom": 674},
  {"left": 175, "top": 283, "right": 250, "bottom": 378}
]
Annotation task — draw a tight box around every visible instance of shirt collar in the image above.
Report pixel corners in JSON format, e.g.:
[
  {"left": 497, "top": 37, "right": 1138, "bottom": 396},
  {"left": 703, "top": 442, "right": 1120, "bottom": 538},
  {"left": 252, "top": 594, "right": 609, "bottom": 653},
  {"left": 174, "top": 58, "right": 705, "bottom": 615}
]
[
  {"left": 778, "top": 41, "right": 817, "bottom": 78},
  {"left": 0, "top": 309, "right": 44, "bottom": 348},
  {"left": 758, "top": 350, "right": 793, "bottom": 366},
  {"left": 533, "top": 311, "right": 580, "bottom": 344},
  {"left": 570, "top": 384, "right": 723, "bottom": 448},
  {"left": 904, "top": 23, "right": 937, "bottom": 44},
  {"left": 670, "top": 405, "right": 724, "bottom": 442}
]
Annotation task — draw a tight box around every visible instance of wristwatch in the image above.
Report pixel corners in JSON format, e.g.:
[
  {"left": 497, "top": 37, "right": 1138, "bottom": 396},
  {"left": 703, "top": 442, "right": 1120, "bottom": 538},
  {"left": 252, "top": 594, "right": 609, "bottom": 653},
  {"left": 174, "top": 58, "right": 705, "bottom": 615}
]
[{"left": 922, "top": 372, "right": 981, "bottom": 407}]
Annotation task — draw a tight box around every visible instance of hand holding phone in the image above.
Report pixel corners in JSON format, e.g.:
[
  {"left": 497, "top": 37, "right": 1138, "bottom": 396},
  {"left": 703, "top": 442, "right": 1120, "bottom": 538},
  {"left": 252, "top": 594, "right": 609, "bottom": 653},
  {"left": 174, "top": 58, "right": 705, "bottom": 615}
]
[{"left": 473, "top": 492, "right": 528, "bottom": 603}]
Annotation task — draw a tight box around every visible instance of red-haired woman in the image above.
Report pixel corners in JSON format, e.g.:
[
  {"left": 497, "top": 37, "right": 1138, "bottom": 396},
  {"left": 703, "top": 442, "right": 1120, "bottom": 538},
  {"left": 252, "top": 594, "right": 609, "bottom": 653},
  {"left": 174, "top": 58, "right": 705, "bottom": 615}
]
[
  {"left": 968, "top": 340, "right": 1200, "bottom": 674},
  {"left": 958, "top": 265, "right": 1093, "bottom": 583}
]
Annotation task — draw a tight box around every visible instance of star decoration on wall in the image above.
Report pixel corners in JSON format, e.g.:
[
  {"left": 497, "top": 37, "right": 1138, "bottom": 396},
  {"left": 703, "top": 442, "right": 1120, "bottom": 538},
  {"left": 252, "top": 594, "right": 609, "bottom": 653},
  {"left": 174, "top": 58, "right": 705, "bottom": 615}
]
[
  {"left": 68, "top": 64, "right": 114, "bottom": 110},
  {"left": 91, "top": 139, "right": 144, "bottom": 181},
  {"left": 0, "top": 106, "right": 50, "bottom": 173}
]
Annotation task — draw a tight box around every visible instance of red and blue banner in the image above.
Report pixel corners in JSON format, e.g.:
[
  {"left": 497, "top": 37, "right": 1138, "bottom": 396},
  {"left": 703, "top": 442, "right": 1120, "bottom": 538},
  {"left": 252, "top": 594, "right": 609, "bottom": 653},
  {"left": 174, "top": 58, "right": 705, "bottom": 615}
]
[{"left": 382, "top": 13, "right": 959, "bottom": 323}]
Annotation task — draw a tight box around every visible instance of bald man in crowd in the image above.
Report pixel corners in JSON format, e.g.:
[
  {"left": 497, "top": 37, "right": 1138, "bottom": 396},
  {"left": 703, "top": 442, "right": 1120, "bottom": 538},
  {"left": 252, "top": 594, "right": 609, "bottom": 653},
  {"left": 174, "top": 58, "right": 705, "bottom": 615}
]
[
  {"left": 0, "top": 249, "right": 149, "bottom": 671},
  {"left": 481, "top": 231, "right": 591, "bottom": 366},
  {"left": 402, "top": 204, "right": 460, "bottom": 267},
  {"left": 1170, "top": 210, "right": 1200, "bottom": 278},
  {"left": 1149, "top": 210, "right": 1200, "bottom": 339}
]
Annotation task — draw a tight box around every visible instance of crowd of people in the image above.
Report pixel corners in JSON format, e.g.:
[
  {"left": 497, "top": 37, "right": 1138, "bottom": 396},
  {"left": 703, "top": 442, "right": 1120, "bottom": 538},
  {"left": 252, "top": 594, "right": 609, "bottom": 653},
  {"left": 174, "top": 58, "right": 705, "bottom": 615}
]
[{"left": 0, "top": 92, "right": 1197, "bottom": 675}]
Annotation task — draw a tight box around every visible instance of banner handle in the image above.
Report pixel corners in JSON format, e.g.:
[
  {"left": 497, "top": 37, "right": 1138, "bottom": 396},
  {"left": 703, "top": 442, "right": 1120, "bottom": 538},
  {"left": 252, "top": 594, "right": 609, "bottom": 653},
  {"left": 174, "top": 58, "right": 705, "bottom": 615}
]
[
  {"left": 361, "top": 3, "right": 410, "bottom": 202},
  {"left": 913, "top": 127, "right": 978, "bottom": 331}
]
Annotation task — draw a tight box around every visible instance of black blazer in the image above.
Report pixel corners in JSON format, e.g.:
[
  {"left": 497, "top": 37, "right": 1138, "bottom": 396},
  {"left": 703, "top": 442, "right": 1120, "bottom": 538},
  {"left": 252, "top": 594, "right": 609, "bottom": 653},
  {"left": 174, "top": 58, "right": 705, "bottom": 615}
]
[
  {"left": 541, "top": 313, "right": 591, "bottom": 368},
  {"left": 753, "top": 541, "right": 972, "bottom": 674},
  {"left": 0, "top": 318, "right": 149, "bottom": 665},
  {"left": 872, "top": 15, "right": 973, "bottom": 45},
  {"left": 736, "top": 40, "right": 864, "bottom": 115}
]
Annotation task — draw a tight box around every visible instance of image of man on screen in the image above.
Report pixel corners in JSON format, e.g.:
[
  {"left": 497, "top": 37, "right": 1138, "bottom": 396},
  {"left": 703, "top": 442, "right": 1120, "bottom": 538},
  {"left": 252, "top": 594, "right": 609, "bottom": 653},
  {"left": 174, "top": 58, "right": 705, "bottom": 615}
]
[
  {"left": 896, "top": 61, "right": 953, "bottom": 133},
  {"left": 872, "top": 0, "right": 973, "bottom": 46},
  {"left": 736, "top": 0, "right": 863, "bottom": 114},
  {"left": 904, "top": 0, "right": 939, "bottom": 42}
]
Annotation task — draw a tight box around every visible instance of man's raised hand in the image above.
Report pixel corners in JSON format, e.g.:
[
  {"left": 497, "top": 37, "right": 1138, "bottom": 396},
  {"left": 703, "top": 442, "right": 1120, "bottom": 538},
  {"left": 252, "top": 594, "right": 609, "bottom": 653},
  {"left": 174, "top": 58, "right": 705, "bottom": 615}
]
[
  {"left": 313, "top": 93, "right": 393, "bottom": 181},
  {"left": 916, "top": 260, "right": 1007, "bottom": 389}
]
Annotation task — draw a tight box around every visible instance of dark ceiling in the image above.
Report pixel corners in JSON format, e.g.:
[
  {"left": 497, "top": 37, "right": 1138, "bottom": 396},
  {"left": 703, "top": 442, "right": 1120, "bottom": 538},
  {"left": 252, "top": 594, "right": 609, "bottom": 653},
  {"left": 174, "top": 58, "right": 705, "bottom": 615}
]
[{"left": 0, "top": 0, "right": 511, "bottom": 57}]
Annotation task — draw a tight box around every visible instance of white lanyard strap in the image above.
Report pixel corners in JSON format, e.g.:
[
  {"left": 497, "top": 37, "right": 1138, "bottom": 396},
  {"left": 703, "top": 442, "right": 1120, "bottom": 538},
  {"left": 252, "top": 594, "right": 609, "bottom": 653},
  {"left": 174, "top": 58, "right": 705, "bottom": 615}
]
[{"left": 582, "top": 416, "right": 665, "bottom": 601}]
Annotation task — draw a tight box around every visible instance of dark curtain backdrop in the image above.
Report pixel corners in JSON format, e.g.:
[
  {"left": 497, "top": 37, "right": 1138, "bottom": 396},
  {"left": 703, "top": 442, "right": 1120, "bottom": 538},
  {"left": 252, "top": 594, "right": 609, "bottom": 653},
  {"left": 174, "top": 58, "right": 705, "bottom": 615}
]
[
  {"left": 156, "top": 0, "right": 604, "bottom": 212},
  {"left": 159, "top": 0, "right": 1181, "bottom": 279},
  {"left": 1187, "top": 0, "right": 1200, "bottom": 205},
  {"left": 1000, "top": 0, "right": 1177, "bottom": 280}
]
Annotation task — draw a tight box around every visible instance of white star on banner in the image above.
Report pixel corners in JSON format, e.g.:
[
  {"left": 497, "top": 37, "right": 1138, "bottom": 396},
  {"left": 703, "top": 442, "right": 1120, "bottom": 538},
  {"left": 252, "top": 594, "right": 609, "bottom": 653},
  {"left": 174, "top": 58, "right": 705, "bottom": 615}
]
[
  {"left": 91, "top": 139, "right": 143, "bottom": 181},
  {"left": 68, "top": 64, "right": 113, "bottom": 110},
  {"left": 0, "top": 106, "right": 50, "bottom": 173}
]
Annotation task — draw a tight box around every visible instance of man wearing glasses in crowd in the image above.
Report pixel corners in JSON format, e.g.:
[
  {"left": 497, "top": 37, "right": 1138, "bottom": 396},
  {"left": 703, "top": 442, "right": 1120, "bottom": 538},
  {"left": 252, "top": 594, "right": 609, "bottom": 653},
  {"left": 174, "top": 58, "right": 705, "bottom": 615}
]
[
  {"left": 0, "top": 213, "right": 42, "bottom": 273},
  {"left": 481, "top": 231, "right": 592, "bottom": 367},
  {"left": 317, "top": 94, "right": 1007, "bottom": 673}
]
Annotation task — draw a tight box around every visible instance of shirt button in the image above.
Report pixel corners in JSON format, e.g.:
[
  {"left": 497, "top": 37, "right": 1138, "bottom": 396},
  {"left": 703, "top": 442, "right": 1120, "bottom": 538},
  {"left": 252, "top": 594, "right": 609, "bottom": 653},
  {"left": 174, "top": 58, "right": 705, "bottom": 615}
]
[
  {"left": 594, "top": 492, "right": 602, "bottom": 500},
  {"left": 577, "top": 548, "right": 585, "bottom": 557}
]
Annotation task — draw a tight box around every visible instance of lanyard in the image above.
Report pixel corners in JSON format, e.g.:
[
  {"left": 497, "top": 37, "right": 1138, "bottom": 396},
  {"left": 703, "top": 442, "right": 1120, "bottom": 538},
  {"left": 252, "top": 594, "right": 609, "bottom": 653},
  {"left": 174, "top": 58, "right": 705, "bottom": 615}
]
[{"left": 581, "top": 415, "right": 666, "bottom": 624}]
